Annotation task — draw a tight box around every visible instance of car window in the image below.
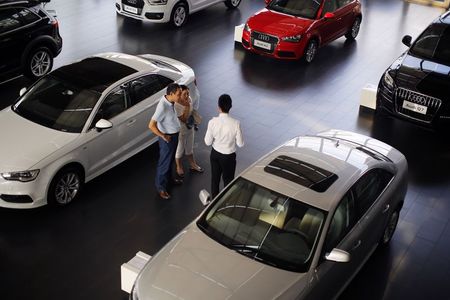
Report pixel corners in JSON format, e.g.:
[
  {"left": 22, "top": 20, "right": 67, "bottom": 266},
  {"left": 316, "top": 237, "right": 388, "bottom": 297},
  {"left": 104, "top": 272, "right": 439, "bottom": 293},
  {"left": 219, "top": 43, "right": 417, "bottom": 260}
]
[
  {"left": 324, "top": 192, "right": 356, "bottom": 252},
  {"left": 197, "top": 177, "right": 326, "bottom": 272},
  {"left": 0, "top": 9, "right": 23, "bottom": 34},
  {"left": 17, "top": 8, "right": 40, "bottom": 25},
  {"left": 321, "top": 0, "right": 338, "bottom": 17},
  {"left": 352, "top": 169, "right": 393, "bottom": 218},
  {"left": 91, "top": 86, "right": 128, "bottom": 128},
  {"left": 129, "top": 74, "right": 173, "bottom": 106},
  {"left": 12, "top": 75, "right": 101, "bottom": 133},
  {"left": 336, "top": 0, "right": 351, "bottom": 7},
  {"left": 267, "top": 0, "right": 322, "bottom": 19},
  {"left": 410, "top": 24, "right": 450, "bottom": 65}
]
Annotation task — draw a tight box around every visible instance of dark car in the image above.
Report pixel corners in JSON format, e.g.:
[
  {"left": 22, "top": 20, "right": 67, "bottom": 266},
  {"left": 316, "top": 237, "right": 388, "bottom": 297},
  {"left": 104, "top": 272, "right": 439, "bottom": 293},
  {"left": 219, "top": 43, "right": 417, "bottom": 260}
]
[
  {"left": 0, "top": 0, "right": 62, "bottom": 81},
  {"left": 377, "top": 11, "right": 450, "bottom": 126}
]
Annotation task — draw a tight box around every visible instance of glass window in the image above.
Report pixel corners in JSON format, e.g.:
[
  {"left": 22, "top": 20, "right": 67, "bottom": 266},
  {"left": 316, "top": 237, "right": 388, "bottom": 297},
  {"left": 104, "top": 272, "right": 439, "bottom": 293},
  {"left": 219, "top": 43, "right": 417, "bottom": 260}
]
[
  {"left": 0, "top": 9, "right": 22, "bottom": 34},
  {"left": 129, "top": 74, "right": 173, "bottom": 106},
  {"left": 410, "top": 24, "right": 450, "bottom": 65},
  {"left": 324, "top": 192, "right": 356, "bottom": 252},
  {"left": 352, "top": 169, "right": 393, "bottom": 218},
  {"left": 18, "top": 8, "right": 40, "bottom": 24},
  {"left": 337, "top": 0, "right": 351, "bottom": 7},
  {"left": 268, "top": 0, "right": 322, "bottom": 19},
  {"left": 321, "top": 0, "right": 338, "bottom": 17},
  {"left": 91, "top": 86, "right": 128, "bottom": 127},
  {"left": 197, "top": 177, "right": 325, "bottom": 272},
  {"left": 12, "top": 75, "right": 100, "bottom": 133}
]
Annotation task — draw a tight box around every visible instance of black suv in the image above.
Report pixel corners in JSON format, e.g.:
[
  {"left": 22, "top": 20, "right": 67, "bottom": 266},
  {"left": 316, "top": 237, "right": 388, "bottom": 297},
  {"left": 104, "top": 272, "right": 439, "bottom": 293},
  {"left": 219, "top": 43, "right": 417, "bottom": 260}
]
[
  {"left": 377, "top": 11, "right": 450, "bottom": 127},
  {"left": 0, "top": 0, "right": 62, "bottom": 81}
]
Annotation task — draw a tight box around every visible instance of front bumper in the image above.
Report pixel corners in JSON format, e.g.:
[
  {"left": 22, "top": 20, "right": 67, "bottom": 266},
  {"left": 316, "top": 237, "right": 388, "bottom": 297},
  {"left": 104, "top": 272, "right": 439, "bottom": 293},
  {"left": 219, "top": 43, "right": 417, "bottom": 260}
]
[
  {"left": 241, "top": 30, "right": 307, "bottom": 60},
  {"left": 115, "top": 1, "right": 173, "bottom": 23},
  {"left": 0, "top": 176, "right": 47, "bottom": 209}
]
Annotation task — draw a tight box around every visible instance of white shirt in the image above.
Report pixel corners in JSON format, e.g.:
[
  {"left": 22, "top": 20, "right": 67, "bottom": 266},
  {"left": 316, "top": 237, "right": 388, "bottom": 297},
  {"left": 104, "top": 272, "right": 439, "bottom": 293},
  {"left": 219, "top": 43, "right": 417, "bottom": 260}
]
[{"left": 204, "top": 113, "right": 244, "bottom": 154}]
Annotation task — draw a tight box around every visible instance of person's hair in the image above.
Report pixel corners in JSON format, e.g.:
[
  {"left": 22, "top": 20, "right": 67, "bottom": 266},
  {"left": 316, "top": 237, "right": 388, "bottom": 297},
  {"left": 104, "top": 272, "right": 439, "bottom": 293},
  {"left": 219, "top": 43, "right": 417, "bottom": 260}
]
[
  {"left": 180, "top": 84, "right": 189, "bottom": 91},
  {"left": 166, "top": 83, "right": 180, "bottom": 95},
  {"left": 218, "top": 94, "right": 232, "bottom": 113}
]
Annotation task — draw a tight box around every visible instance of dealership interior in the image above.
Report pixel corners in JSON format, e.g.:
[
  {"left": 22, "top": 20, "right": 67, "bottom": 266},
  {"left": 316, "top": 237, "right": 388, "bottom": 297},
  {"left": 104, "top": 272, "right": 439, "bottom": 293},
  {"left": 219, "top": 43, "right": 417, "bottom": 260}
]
[{"left": 1, "top": 0, "right": 450, "bottom": 299}]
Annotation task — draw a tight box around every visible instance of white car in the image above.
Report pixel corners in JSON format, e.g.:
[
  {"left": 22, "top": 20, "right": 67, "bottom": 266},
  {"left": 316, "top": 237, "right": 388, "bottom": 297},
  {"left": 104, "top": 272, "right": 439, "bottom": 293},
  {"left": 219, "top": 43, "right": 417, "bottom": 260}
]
[
  {"left": 131, "top": 130, "right": 408, "bottom": 300},
  {"left": 115, "top": 0, "right": 241, "bottom": 27},
  {"left": 0, "top": 52, "right": 199, "bottom": 209}
]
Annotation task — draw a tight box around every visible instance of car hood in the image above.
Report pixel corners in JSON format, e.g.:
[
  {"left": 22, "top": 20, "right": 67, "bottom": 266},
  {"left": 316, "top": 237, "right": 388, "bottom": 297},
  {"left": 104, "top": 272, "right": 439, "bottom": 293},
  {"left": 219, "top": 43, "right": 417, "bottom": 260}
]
[
  {"left": 0, "top": 108, "right": 78, "bottom": 172},
  {"left": 248, "top": 9, "right": 313, "bottom": 36},
  {"left": 394, "top": 53, "right": 450, "bottom": 101},
  {"left": 136, "top": 223, "right": 306, "bottom": 300}
]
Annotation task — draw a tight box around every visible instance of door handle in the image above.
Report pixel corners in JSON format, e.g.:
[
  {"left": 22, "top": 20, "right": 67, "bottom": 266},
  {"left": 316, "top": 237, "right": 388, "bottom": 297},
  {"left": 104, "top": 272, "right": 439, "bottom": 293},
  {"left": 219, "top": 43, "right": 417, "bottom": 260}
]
[
  {"left": 382, "top": 204, "right": 390, "bottom": 214},
  {"left": 126, "top": 119, "right": 136, "bottom": 126},
  {"left": 352, "top": 240, "right": 361, "bottom": 250}
]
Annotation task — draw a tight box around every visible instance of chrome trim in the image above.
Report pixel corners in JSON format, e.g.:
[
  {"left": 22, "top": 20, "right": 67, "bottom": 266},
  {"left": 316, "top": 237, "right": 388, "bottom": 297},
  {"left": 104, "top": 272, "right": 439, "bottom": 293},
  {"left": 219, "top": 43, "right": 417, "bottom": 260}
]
[{"left": 394, "top": 87, "right": 442, "bottom": 123}]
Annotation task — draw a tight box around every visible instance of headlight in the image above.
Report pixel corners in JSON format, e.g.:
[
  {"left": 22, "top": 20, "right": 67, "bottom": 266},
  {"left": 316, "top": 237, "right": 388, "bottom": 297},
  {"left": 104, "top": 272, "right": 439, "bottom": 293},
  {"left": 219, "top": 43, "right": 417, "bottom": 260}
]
[
  {"left": 281, "top": 34, "right": 302, "bottom": 43},
  {"left": 244, "top": 23, "right": 251, "bottom": 32},
  {"left": 383, "top": 71, "right": 394, "bottom": 90},
  {"left": 1, "top": 170, "right": 40, "bottom": 182},
  {"left": 146, "top": 0, "right": 168, "bottom": 5}
]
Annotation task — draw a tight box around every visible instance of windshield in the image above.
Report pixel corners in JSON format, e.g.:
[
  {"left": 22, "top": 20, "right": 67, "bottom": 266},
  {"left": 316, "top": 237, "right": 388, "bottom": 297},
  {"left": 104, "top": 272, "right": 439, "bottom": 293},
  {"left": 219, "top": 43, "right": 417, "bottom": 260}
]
[
  {"left": 409, "top": 23, "right": 450, "bottom": 66},
  {"left": 13, "top": 75, "right": 101, "bottom": 133},
  {"left": 197, "top": 177, "right": 325, "bottom": 272},
  {"left": 268, "top": 0, "right": 321, "bottom": 19}
]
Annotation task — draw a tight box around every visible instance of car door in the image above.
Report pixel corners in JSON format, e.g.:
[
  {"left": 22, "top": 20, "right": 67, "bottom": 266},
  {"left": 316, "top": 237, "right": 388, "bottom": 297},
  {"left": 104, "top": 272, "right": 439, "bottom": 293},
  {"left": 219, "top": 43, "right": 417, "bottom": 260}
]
[
  {"left": 315, "top": 0, "right": 340, "bottom": 45},
  {"left": 304, "top": 191, "right": 364, "bottom": 299},
  {"left": 0, "top": 8, "right": 25, "bottom": 75},
  {"left": 125, "top": 74, "right": 174, "bottom": 155},
  {"left": 335, "top": 0, "right": 355, "bottom": 36},
  {"left": 82, "top": 86, "right": 129, "bottom": 178}
]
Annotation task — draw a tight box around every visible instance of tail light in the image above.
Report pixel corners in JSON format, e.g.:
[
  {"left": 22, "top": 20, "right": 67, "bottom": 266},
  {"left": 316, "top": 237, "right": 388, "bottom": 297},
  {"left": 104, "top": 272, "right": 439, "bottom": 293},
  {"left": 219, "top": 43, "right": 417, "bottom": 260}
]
[{"left": 51, "top": 19, "right": 59, "bottom": 29}]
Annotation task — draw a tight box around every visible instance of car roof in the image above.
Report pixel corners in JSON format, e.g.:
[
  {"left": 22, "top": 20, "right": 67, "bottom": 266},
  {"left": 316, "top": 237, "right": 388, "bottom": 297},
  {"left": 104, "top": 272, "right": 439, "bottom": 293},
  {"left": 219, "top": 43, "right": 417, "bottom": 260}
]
[
  {"left": 0, "top": 0, "right": 43, "bottom": 8},
  {"left": 241, "top": 133, "right": 393, "bottom": 212},
  {"left": 51, "top": 55, "right": 138, "bottom": 93}
]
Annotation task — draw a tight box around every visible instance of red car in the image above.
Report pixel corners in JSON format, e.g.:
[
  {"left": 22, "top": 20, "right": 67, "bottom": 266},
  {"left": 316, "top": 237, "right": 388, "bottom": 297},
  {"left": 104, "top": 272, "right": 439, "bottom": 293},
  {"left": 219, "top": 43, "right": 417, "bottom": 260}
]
[{"left": 242, "top": 0, "right": 362, "bottom": 62}]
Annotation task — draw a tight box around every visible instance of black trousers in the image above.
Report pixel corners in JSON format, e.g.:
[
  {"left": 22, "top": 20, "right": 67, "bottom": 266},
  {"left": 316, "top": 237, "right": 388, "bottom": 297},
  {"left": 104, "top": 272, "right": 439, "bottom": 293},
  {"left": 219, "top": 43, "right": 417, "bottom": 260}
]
[{"left": 210, "top": 148, "right": 236, "bottom": 198}]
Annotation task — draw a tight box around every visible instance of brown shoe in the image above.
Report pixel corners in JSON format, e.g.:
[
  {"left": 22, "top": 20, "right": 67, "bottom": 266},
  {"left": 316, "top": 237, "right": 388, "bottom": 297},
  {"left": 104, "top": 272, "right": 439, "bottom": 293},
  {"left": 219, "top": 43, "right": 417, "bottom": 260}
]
[{"left": 159, "top": 190, "right": 170, "bottom": 199}]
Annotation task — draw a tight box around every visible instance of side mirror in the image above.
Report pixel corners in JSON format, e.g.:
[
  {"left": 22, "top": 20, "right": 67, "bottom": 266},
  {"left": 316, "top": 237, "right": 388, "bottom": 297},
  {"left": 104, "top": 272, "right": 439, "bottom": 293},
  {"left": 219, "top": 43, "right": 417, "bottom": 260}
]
[
  {"left": 95, "top": 119, "right": 113, "bottom": 132},
  {"left": 199, "top": 189, "right": 211, "bottom": 206},
  {"left": 325, "top": 248, "right": 350, "bottom": 263},
  {"left": 324, "top": 12, "right": 335, "bottom": 19},
  {"left": 264, "top": 0, "right": 271, "bottom": 5},
  {"left": 402, "top": 35, "right": 412, "bottom": 47},
  {"left": 19, "top": 87, "right": 27, "bottom": 97}
]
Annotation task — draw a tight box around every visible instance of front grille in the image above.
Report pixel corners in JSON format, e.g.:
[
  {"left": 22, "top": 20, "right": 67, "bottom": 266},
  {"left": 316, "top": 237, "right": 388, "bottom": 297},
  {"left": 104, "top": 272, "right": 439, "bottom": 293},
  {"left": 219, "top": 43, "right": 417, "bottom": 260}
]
[
  {"left": 0, "top": 194, "right": 33, "bottom": 203},
  {"left": 395, "top": 87, "right": 442, "bottom": 123},
  {"left": 122, "top": 0, "right": 144, "bottom": 8},
  {"left": 251, "top": 31, "right": 278, "bottom": 53}
]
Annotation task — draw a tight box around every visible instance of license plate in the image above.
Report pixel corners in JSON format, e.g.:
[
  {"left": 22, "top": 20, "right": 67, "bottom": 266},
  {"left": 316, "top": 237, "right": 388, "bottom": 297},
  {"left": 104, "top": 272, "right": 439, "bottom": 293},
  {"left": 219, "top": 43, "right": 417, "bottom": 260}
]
[
  {"left": 253, "top": 39, "right": 271, "bottom": 50},
  {"left": 402, "top": 100, "right": 427, "bottom": 115},
  {"left": 123, "top": 5, "right": 138, "bottom": 14}
]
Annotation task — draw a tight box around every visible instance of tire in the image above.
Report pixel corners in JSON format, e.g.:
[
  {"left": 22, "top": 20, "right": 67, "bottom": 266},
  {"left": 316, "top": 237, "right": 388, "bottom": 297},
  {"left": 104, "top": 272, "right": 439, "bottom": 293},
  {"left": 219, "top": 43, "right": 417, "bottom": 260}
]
[
  {"left": 24, "top": 46, "right": 54, "bottom": 80},
  {"left": 224, "top": 0, "right": 241, "bottom": 9},
  {"left": 380, "top": 209, "right": 400, "bottom": 246},
  {"left": 48, "top": 167, "right": 84, "bottom": 206},
  {"left": 304, "top": 39, "right": 318, "bottom": 63},
  {"left": 170, "top": 3, "right": 188, "bottom": 28},
  {"left": 345, "top": 17, "right": 361, "bottom": 40}
]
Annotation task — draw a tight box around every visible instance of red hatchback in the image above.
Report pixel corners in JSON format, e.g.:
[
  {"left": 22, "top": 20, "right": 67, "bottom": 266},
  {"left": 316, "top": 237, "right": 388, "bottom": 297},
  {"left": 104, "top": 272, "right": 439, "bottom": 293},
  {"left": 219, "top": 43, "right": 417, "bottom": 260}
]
[{"left": 242, "top": 0, "right": 362, "bottom": 61}]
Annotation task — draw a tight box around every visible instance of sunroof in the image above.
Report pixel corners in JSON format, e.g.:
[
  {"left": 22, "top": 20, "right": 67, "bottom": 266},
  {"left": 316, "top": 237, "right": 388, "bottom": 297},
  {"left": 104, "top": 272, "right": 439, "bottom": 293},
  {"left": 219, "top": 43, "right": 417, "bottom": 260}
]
[{"left": 264, "top": 155, "right": 338, "bottom": 192}]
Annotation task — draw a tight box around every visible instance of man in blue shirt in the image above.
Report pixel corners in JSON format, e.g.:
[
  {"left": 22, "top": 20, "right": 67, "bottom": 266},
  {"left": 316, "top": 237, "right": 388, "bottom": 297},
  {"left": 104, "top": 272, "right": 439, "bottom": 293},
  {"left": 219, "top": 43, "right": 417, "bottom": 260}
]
[{"left": 149, "top": 83, "right": 189, "bottom": 199}]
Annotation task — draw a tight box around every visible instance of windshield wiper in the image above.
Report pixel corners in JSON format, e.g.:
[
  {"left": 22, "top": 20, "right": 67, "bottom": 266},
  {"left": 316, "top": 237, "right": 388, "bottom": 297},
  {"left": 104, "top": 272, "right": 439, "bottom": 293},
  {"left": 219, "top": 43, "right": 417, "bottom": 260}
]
[{"left": 230, "top": 244, "right": 260, "bottom": 254}]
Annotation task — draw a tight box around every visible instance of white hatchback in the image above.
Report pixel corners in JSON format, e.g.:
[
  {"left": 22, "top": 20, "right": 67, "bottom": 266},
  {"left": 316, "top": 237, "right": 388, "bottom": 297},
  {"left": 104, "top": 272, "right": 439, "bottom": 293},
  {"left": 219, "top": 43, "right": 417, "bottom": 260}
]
[
  {"left": 0, "top": 52, "right": 199, "bottom": 209},
  {"left": 115, "top": 0, "right": 241, "bottom": 27}
]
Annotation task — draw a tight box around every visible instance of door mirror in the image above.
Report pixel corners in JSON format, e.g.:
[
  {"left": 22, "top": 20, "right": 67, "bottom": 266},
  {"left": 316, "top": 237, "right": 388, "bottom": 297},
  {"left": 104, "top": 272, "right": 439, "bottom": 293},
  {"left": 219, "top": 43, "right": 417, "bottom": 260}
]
[
  {"left": 199, "top": 189, "right": 211, "bottom": 206},
  {"left": 19, "top": 87, "right": 27, "bottom": 97},
  {"left": 324, "top": 12, "right": 335, "bottom": 19},
  {"left": 264, "top": 0, "right": 271, "bottom": 5},
  {"left": 402, "top": 35, "right": 412, "bottom": 47},
  {"left": 325, "top": 248, "right": 350, "bottom": 263},
  {"left": 95, "top": 119, "right": 113, "bottom": 132}
]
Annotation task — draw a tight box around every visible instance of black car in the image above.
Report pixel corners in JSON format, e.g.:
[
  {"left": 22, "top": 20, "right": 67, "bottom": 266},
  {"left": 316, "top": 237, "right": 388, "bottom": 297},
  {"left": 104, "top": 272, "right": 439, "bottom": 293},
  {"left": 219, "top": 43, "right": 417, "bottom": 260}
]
[
  {"left": 0, "top": 0, "right": 62, "bottom": 81},
  {"left": 377, "top": 11, "right": 450, "bottom": 127}
]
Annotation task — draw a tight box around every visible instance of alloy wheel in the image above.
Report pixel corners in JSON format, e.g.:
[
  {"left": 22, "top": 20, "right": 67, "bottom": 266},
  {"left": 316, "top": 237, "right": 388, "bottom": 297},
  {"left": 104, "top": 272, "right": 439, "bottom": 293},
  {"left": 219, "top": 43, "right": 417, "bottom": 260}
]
[
  {"left": 305, "top": 41, "right": 317, "bottom": 63},
  {"left": 351, "top": 19, "right": 361, "bottom": 39},
  {"left": 30, "top": 50, "right": 52, "bottom": 77},
  {"left": 382, "top": 210, "right": 399, "bottom": 244},
  {"left": 230, "top": 0, "right": 241, "bottom": 7},
  {"left": 174, "top": 6, "right": 186, "bottom": 27},
  {"left": 54, "top": 172, "right": 80, "bottom": 205}
]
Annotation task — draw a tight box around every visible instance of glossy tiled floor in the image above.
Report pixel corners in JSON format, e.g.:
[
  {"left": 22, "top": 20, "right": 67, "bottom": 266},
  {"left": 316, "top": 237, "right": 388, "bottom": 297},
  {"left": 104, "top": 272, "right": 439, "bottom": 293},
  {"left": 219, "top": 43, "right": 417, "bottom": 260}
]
[{"left": 1, "top": 0, "right": 449, "bottom": 299}]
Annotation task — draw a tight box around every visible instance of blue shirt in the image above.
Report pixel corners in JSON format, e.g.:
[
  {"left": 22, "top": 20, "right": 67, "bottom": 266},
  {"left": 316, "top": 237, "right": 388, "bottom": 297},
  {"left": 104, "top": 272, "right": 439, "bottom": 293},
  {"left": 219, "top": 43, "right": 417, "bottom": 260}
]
[{"left": 152, "top": 96, "right": 181, "bottom": 134}]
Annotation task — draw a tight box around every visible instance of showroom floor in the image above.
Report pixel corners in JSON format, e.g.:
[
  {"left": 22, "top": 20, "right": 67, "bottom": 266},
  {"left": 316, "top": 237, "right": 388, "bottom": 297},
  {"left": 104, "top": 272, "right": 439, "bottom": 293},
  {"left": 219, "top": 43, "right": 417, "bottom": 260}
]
[{"left": 1, "top": 0, "right": 450, "bottom": 299}]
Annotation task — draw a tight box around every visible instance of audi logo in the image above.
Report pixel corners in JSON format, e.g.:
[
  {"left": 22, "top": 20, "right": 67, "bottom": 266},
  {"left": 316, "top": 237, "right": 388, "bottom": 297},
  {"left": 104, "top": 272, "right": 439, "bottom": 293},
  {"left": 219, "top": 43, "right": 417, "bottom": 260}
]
[
  {"left": 409, "top": 94, "right": 427, "bottom": 105},
  {"left": 258, "top": 34, "right": 270, "bottom": 42},
  {"left": 127, "top": 0, "right": 137, "bottom": 4}
]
